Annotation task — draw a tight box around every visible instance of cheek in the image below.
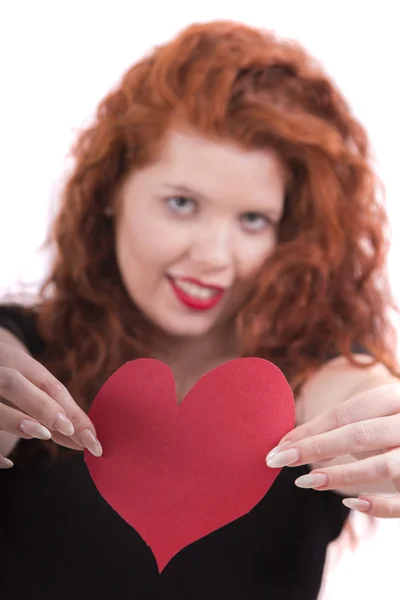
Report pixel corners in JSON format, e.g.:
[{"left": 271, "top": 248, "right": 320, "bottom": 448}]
[
  {"left": 116, "top": 219, "right": 188, "bottom": 272},
  {"left": 237, "top": 238, "right": 275, "bottom": 279}
]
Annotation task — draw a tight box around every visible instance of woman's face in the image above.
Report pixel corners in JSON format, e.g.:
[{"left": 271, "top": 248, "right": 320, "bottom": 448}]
[{"left": 115, "top": 127, "right": 287, "bottom": 338}]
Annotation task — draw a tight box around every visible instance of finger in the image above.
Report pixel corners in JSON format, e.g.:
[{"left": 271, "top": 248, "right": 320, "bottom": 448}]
[
  {"left": 294, "top": 447, "right": 400, "bottom": 490},
  {"left": 0, "top": 400, "right": 52, "bottom": 440},
  {"left": 0, "top": 366, "right": 77, "bottom": 435},
  {"left": 342, "top": 495, "right": 400, "bottom": 518},
  {"left": 278, "top": 383, "right": 400, "bottom": 446},
  {"left": 50, "top": 431, "right": 85, "bottom": 451},
  {"left": 0, "top": 345, "right": 101, "bottom": 454},
  {"left": 0, "top": 399, "right": 83, "bottom": 452},
  {"left": 0, "top": 455, "right": 14, "bottom": 469},
  {"left": 268, "top": 414, "right": 400, "bottom": 467},
  {"left": 0, "top": 368, "right": 102, "bottom": 457}
]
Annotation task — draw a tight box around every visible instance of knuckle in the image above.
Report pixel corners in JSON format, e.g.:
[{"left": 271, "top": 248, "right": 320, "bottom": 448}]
[
  {"left": 354, "top": 425, "right": 374, "bottom": 448},
  {"left": 310, "top": 437, "right": 325, "bottom": 459},
  {"left": 296, "top": 423, "right": 314, "bottom": 441},
  {"left": 332, "top": 404, "right": 352, "bottom": 428},
  {"left": 40, "top": 378, "right": 65, "bottom": 399},
  {"left": 383, "top": 501, "right": 395, "bottom": 519},
  {"left": 303, "top": 424, "right": 315, "bottom": 439},
  {"left": 342, "top": 467, "right": 356, "bottom": 486},
  {"left": 0, "top": 368, "right": 19, "bottom": 394},
  {"left": 35, "top": 393, "right": 52, "bottom": 418},
  {"left": 377, "top": 455, "right": 398, "bottom": 480}
]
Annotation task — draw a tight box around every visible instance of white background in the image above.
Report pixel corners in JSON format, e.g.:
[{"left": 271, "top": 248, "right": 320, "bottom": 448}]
[{"left": 0, "top": 2, "right": 399, "bottom": 597}]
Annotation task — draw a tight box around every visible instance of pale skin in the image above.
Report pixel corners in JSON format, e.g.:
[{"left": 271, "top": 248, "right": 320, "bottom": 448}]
[
  {"left": 1, "top": 126, "right": 400, "bottom": 518},
  {"left": 270, "top": 355, "right": 400, "bottom": 518}
]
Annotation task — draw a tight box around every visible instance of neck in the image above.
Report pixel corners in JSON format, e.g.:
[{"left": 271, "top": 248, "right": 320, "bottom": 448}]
[{"left": 150, "top": 322, "right": 239, "bottom": 401}]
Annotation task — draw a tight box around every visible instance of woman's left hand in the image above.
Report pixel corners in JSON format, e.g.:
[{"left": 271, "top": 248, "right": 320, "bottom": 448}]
[{"left": 266, "top": 383, "right": 400, "bottom": 518}]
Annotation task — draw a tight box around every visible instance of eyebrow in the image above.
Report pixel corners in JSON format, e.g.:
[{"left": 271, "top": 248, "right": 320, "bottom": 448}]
[
  {"left": 161, "top": 183, "right": 284, "bottom": 219},
  {"left": 162, "top": 183, "right": 208, "bottom": 200}
]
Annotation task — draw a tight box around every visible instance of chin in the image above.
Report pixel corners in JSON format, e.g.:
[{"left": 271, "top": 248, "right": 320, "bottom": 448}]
[{"left": 155, "top": 315, "right": 218, "bottom": 339}]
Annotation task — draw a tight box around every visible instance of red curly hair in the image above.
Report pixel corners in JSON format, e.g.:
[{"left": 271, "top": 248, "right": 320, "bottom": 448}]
[{"left": 17, "top": 21, "right": 399, "bottom": 430}]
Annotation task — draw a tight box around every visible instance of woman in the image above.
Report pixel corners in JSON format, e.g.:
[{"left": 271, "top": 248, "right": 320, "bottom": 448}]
[{"left": 1, "top": 20, "right": 399, "bottom": 599}]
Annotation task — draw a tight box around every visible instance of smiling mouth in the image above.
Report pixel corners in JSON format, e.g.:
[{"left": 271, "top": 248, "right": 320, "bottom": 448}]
[{"left": 167, "top": 276, "right": 226, "bottom": 310}]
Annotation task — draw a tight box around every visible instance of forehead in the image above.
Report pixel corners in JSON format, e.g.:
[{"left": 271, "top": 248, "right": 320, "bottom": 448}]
[
  {"left": 158, "top": 127, "right": 287, "bottom": 176},
  {"left": 148, "top": 127, "right": 289, "bottom": 204}
]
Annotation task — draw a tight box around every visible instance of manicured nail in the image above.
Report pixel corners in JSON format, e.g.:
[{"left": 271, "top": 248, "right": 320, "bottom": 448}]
[
  {"left": 342, "top": 498, "right": 371, "bottom": 512},
  {"left": 267, "top": 442, "right": 292, "bottom": 459},
  {"left": 80, "top": 429, "right": 103, "bottom": 457},
  {"left": 20, "top": 420, "right": 52, "bottom": 440},
  {"left": 295, "top": 473, "right": 328, "bottom": 489},
  {"left": 0, "top": 456, "right": 14, "bottom": 469},
  {"left": 266, "top": 448, "right": 300, "bottom": 468},
  {"left": 53, "top": 413, "right": 75, "bottom": 436}
]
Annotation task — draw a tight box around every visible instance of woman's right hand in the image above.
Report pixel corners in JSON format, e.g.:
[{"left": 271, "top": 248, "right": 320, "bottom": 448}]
[{"left": 0, "top": 341, "right": 102, "bottom": 468}]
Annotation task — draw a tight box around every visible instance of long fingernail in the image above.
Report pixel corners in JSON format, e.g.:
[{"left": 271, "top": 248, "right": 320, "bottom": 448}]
[
  {"left": 80, "top": 429, "right": 103, "bottom": 457},
  {"left": 267, "top": 442, "right": 292, "bottom": 459},
  {"left": 342, "top": 498, "right": 371, "bottom": 512},
  {"left": 54, "top": 413, "right": 74, "bottom": 436},
  {"left": 266, "top": 448, "right": 300, "bottom": 468},
  {"left": 20, "top": 420, "right": 52, "bottom": 440},
  {"left": 295, "top": 473, "right": 328, "bottom": 489},
  {"left": 0, "top": 456, "right": 14, "bottom": 469}
]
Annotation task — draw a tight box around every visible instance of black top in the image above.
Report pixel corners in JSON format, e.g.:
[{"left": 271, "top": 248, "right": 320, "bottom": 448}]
[{"left": 0, "top": 304, "right": 370, "bottom": 599}]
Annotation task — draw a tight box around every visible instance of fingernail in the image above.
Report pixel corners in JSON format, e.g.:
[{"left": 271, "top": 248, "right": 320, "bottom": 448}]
[
  {"left": 342, "top": 498, "right": 371, "bottom": 512},
  {"left": 295, "top": 473, "right": 328, "bottom": 489},
  {"left": 0, "top": 456, "right": 14, "bottom": 469},
  {"left": 53, "top": 413, "right": 74, "bottom": 436},
  {"left": 266, "top": 448, "right": 300, "bottom": 468},
  {"left": 80, "top": 429, "right": 103, "bottom": 457},
  {"left": 20, "top": 420, "right": 52, "bottom": 440},
  {"left": 267, "top": 442, "right": 292, "bottom": 459}
]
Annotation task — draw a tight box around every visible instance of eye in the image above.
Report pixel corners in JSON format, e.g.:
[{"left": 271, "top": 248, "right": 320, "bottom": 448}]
[
  {"left": 166, "top": 196, "right": 196, "bottom": 215},
  {"left": 241, "top": 212, "right": 273, "bottom": 232}
]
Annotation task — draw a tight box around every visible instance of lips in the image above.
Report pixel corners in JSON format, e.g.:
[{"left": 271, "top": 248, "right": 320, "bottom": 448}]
[{"left": 168, "top": 276, "right": 225, "bottom": 311}]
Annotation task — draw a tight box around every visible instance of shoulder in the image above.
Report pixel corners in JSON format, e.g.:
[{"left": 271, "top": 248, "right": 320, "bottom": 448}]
[{"left": 0, "top": 303, "right": 44, "bottom": 357}]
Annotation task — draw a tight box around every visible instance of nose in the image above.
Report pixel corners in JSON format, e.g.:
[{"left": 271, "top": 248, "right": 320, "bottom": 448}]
[{"left": 189, "top": 221, "right": 233, "bottom": 269}]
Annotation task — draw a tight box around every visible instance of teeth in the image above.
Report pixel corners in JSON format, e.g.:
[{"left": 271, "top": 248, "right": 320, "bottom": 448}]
[{"left": 174, "top": 279, "right": 218, "bottom": 300}]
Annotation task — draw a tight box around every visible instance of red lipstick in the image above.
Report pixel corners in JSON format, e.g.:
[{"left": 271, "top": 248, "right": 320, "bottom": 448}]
[{"left": 168, "top": 276, "right": 225, "bottom": 310}]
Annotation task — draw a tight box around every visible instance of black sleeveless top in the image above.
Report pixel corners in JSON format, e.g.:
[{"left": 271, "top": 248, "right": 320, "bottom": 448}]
[{"left": 0, "top": 304, "right": 366, "bottom": 599}]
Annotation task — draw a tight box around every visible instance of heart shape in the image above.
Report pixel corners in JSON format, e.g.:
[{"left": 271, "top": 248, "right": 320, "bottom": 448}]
[{"left": 85, "top": 357, "right": 295, "bottom": 572}]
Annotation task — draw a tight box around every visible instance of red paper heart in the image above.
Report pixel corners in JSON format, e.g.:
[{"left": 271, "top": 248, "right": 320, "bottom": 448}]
[{"left": 85, "top": 357, "right": 295, "bottom": 572}]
